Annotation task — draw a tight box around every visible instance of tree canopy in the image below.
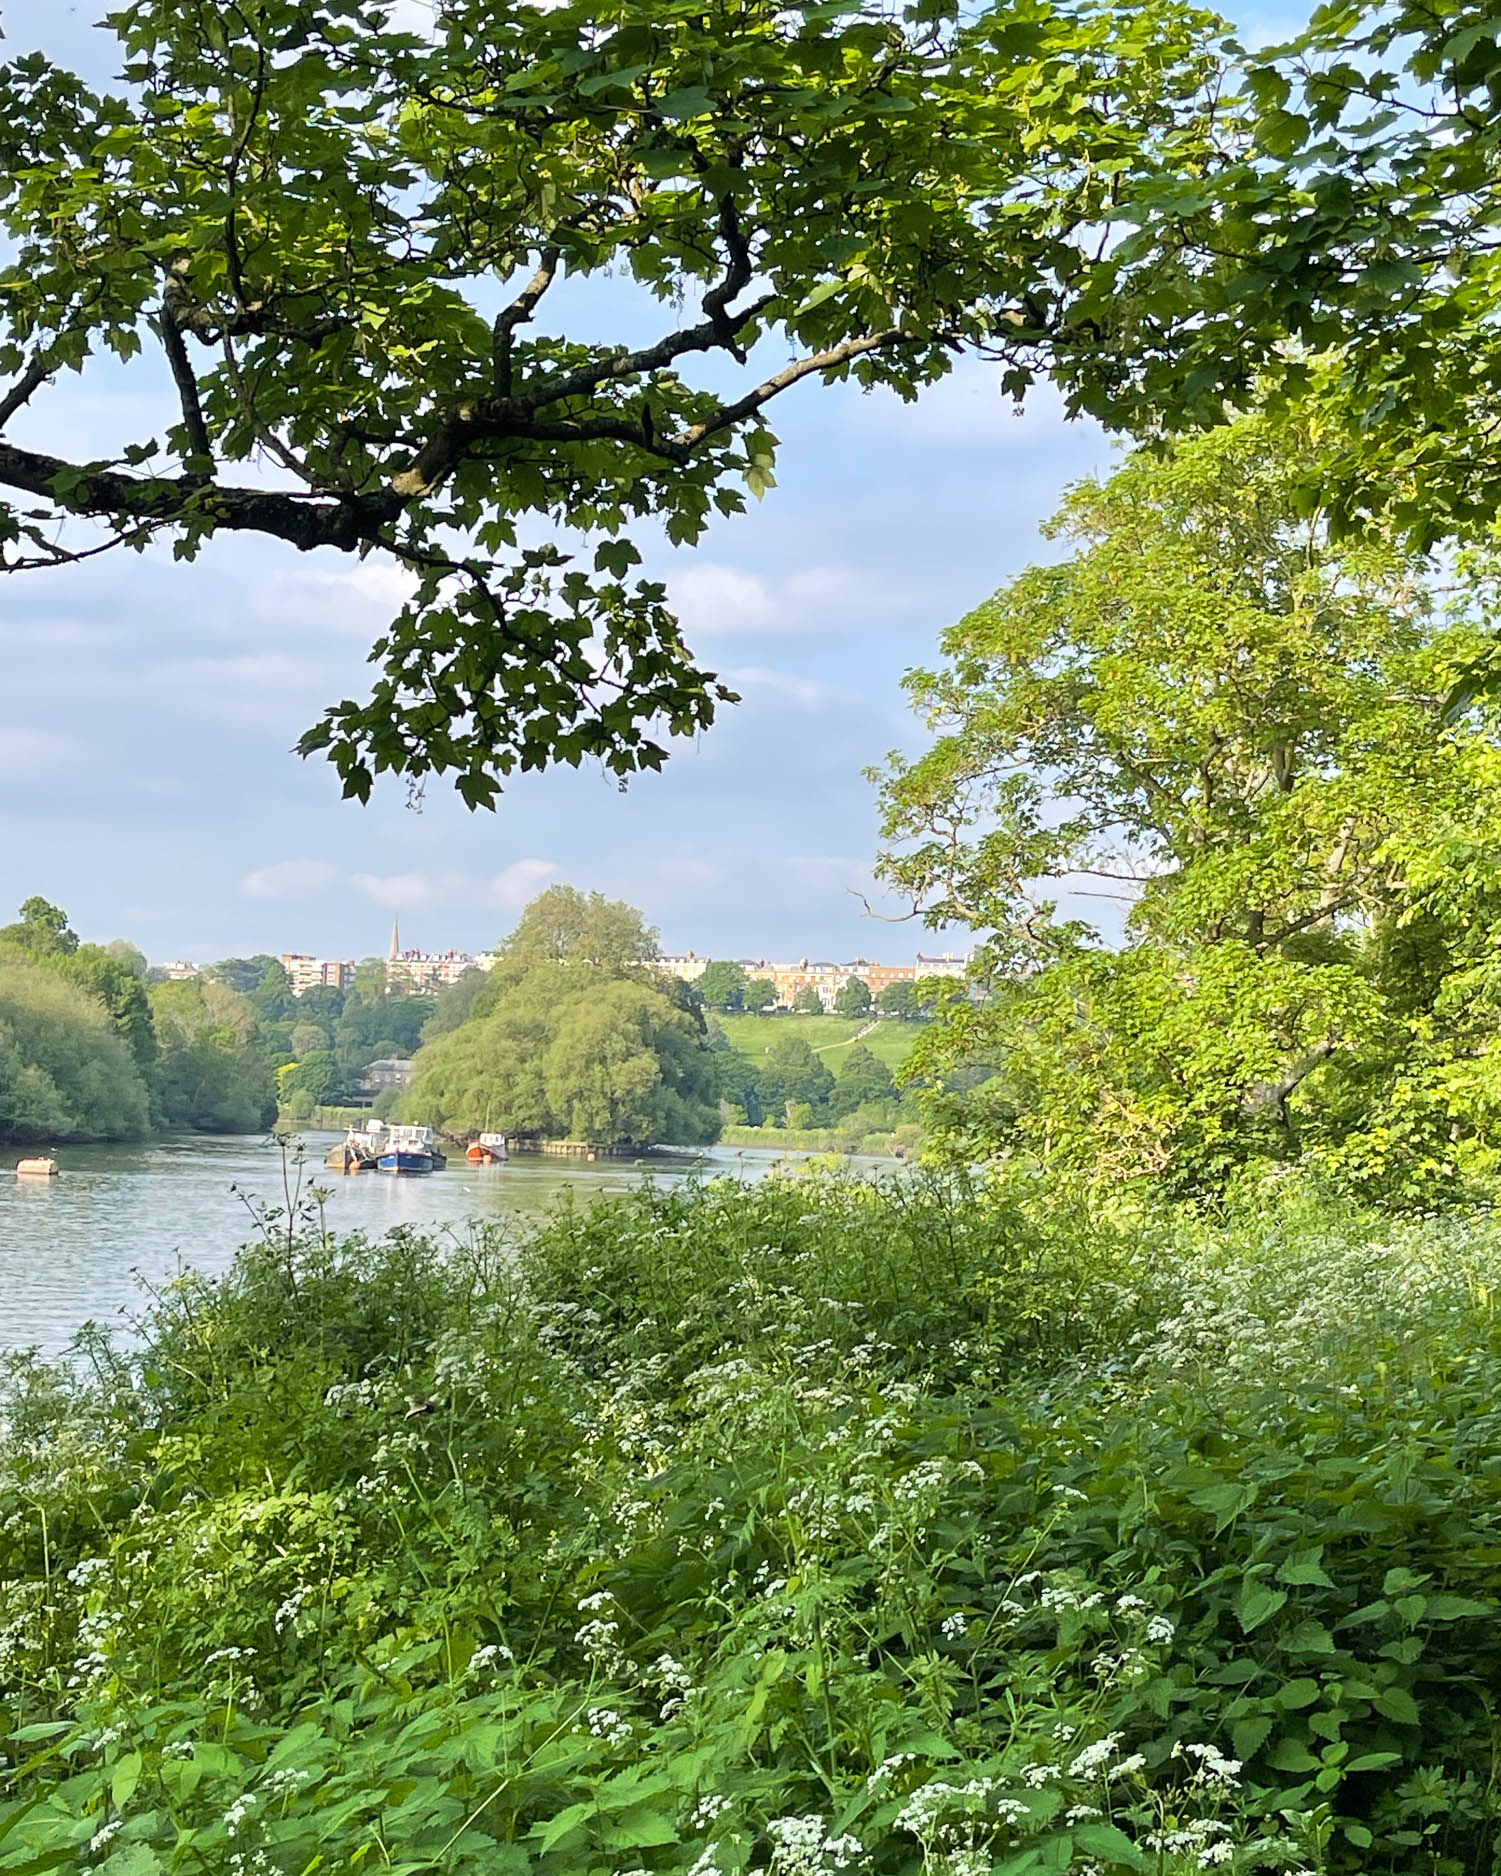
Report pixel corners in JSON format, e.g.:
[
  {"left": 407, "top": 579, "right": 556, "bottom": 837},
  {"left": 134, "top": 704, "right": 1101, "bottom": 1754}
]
[
  {"left": 0, "top": 0, "right": 1228, "bottom": 805},
  {"left": 405, "top": 886, "right": 715, "bottom": 1143},
  {"left": 879, "top": 416, "right": 1501, "bottom": 1199},
  {"left": 697, "top": 960, "right": 748, "bottom": 1011},
  {"left": 151, "top": 976, "right": 277, "bottom": 1132},
  {"left": 0, "top": 960, "right": 152, "bottom": 1143}
]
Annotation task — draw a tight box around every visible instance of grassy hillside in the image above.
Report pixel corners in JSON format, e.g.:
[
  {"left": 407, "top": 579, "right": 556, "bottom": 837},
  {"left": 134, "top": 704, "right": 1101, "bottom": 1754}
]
[{"left": 715, "top": 1011, "right": 923, "bottom": 1073}]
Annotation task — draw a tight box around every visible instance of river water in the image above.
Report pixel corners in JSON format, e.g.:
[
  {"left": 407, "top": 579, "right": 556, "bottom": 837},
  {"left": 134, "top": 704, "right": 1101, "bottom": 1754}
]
[{"left": 0, "top": 1131, "right": 850, "bottom": 1356}]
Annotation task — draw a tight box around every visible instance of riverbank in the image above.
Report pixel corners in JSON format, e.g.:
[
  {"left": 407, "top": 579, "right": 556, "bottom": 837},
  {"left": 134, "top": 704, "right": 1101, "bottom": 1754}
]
[
  {"left": 0, "top": 1132, "right": 833, "bottom": 1356},
  {"left": 719, "top": 1120, "right": 919, "bottom": 1157}
]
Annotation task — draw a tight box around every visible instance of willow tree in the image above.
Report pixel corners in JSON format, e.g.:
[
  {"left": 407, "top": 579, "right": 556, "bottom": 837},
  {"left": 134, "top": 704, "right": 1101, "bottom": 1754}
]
[
  {"left": 877, "top": 416, "right": 1501, "bottom": 1199},
  {"left": 0, "top": 0, "right": 1225, "bottom": 803}
]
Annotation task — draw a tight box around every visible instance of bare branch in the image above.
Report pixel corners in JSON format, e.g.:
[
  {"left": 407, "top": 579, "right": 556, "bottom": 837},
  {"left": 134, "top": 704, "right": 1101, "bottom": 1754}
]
[
  {"left": 0, "top": 437, "right": 402, "bottom": 552},
  {"left": 701, "top": 190, "right": 753, "bottom": 363},
  {"left": 0, "top": 359, "right": 51, "bottom": 433},
  {"left": 160, "top": 263, "right": 215, "bottom": 465},
  {"left": 685, "top": 329, "right": 910, "bottom": 445},
  {"left": 492, "top": 245, "right": 561, "bottom": 396}
]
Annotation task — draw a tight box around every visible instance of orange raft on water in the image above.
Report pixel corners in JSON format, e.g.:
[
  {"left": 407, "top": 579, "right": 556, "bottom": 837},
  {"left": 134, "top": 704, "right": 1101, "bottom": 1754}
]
[{"left": 16, "top": 1157, "right": 59, "bottom": 1178}]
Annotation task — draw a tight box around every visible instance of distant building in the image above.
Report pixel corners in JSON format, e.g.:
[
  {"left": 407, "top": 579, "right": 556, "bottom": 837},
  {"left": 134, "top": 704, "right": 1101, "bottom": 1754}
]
[
  {"left": 361, "top": 1058, "right": 414, "bottom": 1094},
  {"left": 914, "top": 951, "right": 972, "bottom": 980},
  {"left": 383, "top": 920, "right": 485, "bottom": 992},
  {"left": 156, "top": 960, "right": 201, "bottom": 981},
  {"left": 279, "top": 953, "right": 356, "bottom": 995},
  {"left": 658, "top": 952, "right": 710, "bottom": 982}
]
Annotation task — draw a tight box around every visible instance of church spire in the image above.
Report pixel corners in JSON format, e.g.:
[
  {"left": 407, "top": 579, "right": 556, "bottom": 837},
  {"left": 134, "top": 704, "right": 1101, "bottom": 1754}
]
[{"left": 388, "top": 917, "right": 400, "bottom": 962}]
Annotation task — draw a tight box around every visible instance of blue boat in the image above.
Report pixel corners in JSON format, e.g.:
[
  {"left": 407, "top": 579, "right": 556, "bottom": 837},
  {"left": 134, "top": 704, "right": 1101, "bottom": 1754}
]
[{"left": 378, "top": 1124, "right": 441, "bottom": 1174}]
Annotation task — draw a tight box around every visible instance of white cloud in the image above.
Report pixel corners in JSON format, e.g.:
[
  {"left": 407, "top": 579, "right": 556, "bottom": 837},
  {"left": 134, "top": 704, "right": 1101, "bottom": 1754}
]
[
  {"left": 841, "top": 364, "right": 1091, "bottom": 448},
  {"left": 241, "top": 860, "right": 341, "bottom": 901},
  {"left": 722, "top": 666, "right": 834, "bottom": 711},
  {"left": 671, "top": 561, "right": 909, "bottom": 638},
  {"left": 258, "top": 562, "right": 417, "bottom": 639},
  {"left": 0, "top": 728, "right": 76, "bottom": 776},
  {"left": 488, "top": 859, "right": 560, "bottom": 909},
  {"left": 148, "top": 652, "right": 337, "bottom": 729},
  {"left": 351, "top": 872, "right": 431, "bottom": 910}
]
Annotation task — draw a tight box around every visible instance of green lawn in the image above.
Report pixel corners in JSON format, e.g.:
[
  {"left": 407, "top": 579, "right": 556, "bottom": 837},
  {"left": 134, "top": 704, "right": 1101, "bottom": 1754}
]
[{"left": 715, "top": 1011, "right": 923, "bottom": 1074}]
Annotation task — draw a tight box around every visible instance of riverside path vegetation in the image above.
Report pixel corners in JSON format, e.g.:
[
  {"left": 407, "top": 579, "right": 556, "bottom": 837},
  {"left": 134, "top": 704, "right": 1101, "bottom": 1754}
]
[{"left": 5, "top": 1169, "right": 1501, "bottom": 1874}]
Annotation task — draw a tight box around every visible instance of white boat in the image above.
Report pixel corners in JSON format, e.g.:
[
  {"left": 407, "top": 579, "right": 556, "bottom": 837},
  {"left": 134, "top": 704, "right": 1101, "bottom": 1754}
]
[
  {"left": 326, "top": 1118, "right": 388, "bottom": 1172},
  {"left": 378, "top": 1124, "right": 445, "bottom": 1174}
]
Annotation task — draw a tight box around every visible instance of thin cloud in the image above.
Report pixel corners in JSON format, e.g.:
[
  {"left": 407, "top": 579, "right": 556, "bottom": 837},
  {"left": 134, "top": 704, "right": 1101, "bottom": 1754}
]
[
  {"left": 489, "top": 859, "right": 560, "bottom": 909},
  {"left": 241, "top": 860, "right": 341, "bottom": 901},
  {"left": 351, "top": 872, "right": 431, "bottom": 910}
]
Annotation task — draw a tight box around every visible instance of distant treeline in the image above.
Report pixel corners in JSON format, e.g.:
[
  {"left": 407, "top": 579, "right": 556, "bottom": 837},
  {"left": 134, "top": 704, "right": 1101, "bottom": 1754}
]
[{"left": 0, "top": 899, "right": 438, "bottom": 1147}]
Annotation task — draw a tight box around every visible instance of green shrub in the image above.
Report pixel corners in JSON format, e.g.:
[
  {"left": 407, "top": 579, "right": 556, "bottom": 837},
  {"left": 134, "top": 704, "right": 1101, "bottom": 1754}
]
[{"left": 2, "top": 1179, "right": 1500, "bottom": 1873}]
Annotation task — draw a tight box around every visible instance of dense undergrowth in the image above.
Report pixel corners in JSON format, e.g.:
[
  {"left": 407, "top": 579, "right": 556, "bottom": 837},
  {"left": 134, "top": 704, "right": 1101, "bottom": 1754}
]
[{"left": 2, "top": 1174, "right": 1500, "bottom": 1874}]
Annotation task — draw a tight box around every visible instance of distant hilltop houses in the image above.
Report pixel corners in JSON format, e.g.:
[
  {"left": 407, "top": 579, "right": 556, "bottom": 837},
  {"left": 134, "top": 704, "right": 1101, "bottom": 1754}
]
[
  {"left": 658, "top": 950, "right": 972, "bottom": 1011},
  {"left": 275, "top": 922, "right": 499, "bottom": 996},
  {"left": 155, "top": 932, "right": 971, "bottom": 1005}
]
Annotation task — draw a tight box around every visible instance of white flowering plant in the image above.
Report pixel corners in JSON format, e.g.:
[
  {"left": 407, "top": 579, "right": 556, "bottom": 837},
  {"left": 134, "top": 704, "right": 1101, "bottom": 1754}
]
[{"left": 0, "top": 1175, "right": 1497, "bottom": 1873}]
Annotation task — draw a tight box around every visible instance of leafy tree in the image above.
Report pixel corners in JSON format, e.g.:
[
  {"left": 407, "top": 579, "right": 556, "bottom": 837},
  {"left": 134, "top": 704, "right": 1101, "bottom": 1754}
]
[
  {"left": 0, "top": 901, "right": 158, "bottom": 1069},
  {"left": 743, "top": 977, "right": 777, "bottom": 1013},
  {"left": 206, "top": 955, "right": 286, "bottom": 997},
  {"left": 0, "top": 0, "right": 1227, "bottom": 805},
  {"left": 151, "top": 977, "right": 277, "bottom": 1133},
  {"left": 0, "top": 898, "right": 78, "bottom": 957},
  {"left": 792, "top": 987, "right": 824, "bottom": 1016},
  {"left": 831, "top": 1042, "right": 895, "bottom": 1119},
  {"left": 334, "top": 995, "right": 432, "bottom": 1073},
  {"left": 349, "top": 959, "right": 392, "bottom": 1003},
  {"left": 877, "top": 981, "right": 923, "bottom": 1020},
  {"left": 488, "top": 887, "right": 658, "bottom": 996},
  {"left": 290, "top": 1022, "right": 331, "bottom": 1059},
  {"left": 284, "top": 1050, "right": 338, "bottom": 1107},
  {"left": 104, "top": 939, "right": 148, "bottom": 976},
  {"left": 406, "top": 889, "right": 717, "bottom": 1145},
  {"left": 664, "top": 975, "right": 708, "bottom": 1034},
  {"left": 878, "top": 415, "right": 1501, "bottom": 1199},
  {"left": 709, "top": 1050, "right": 765, "bottom": 1127},
  {"left": 834, "top": 976, "right": 872, "bottom": 1018},
  {"left": 543, "top": 981, "right": 719, "bottom": 1145},
  {"left": 1052, "top": 4, "right": 1501, "bottom": 560},
  {"left": 296, "top": 983, "right": 347, "bottom": 1027},
  {"left": 0, "top": 960, "right": 150, "bottom": 1142},
  {"left": 698, "top": 961, "right": 748, "bottom": 1012},
  {"left": 758, "top": 1035, "right": 835, "bottom": 1123},
  {"left": 58, "top": 946, "right": 158, "bottom": 1072},
  {"left": 421, "top": 968, "right": 493, "bottom": 1043}
]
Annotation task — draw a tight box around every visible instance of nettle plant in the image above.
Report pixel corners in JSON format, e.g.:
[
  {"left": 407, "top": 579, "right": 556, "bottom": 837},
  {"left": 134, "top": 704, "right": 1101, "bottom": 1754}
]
[
  {"left": 2, "top": 1179, "right": 1501, "bottom": 1874},
  {"left": 0, "top": 0, "right": 1228, "bottom": 803}
]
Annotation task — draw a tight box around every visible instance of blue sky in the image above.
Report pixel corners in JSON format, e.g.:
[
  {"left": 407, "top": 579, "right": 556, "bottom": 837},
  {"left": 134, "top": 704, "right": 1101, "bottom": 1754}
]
[{"left": 0, "top": 0, "right": 1130, "bottom": 967}]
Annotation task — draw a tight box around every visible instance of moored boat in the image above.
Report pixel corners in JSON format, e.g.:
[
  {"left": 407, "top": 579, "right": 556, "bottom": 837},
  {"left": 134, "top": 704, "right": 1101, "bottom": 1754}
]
[
  {"left": 378, "top": 1124, "right": 441, "bottom": 1174},
  {"left": 326, "top": 1119, "right": 387, "bottom": 1172},
  {"left": 466, "top": 1132, "right": 509, "bottom": 1164}
]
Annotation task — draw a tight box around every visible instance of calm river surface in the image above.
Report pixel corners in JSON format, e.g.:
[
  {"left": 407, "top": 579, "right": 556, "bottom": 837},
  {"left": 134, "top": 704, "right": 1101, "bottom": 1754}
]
[{"left": 0, "top": 1131, "right": 856, "bottom": 1356}]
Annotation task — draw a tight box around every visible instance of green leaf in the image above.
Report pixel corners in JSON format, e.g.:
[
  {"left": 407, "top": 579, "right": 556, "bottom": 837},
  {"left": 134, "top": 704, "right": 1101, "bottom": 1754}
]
[{"left": 1238, "top": 1583, "right": 1288, "bottom": 1633}]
